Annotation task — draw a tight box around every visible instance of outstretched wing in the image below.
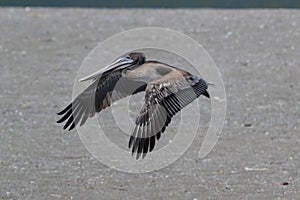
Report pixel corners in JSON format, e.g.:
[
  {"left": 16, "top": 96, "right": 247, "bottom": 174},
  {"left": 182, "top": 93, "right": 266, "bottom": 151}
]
[
  {"left": 57, "top": 71, "right": 146, "bottom": 130},
  {"left": 129, "top": 72, "right": 210, "bottom": 159}
]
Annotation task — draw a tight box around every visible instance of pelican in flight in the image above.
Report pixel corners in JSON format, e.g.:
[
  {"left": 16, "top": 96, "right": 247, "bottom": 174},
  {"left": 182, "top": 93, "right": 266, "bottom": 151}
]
[{"left": 57, "top": 52, "right": 210, "bottom": 159}]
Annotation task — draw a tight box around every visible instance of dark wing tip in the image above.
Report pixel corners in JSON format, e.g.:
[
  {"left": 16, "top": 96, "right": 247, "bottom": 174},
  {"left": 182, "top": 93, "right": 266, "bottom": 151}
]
[
  {"left": 203, "top": 90, "right": 210, "bottom": 98},
  {"left": 57, "top": 109, "right": 72, "bottom": 124},
  {"left": 63, "top": 115, "right": 73, "bottom": 130},
  {"left": 68, "top": 122, "right": 76, "bottom": 131},
  {"left": 149, "top": 136, "right": 156, "bottom": 152},
  {"left": 57, "top": 103, "right": 72, "bottom": 115},
  {"left": 191, "top": 78, "right": 210, "bottom": 98},
  {"left": 131, "top": 137, "right": 150, "bottom": 160},
  {"left": 57, "top": 104, "right": 79, "bottom": 131}
]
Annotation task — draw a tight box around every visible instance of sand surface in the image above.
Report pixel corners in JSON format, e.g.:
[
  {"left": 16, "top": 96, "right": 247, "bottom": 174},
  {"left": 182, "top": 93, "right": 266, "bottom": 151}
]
[{"left": 0, "top": 8, "right": 299, "bottom": 199}]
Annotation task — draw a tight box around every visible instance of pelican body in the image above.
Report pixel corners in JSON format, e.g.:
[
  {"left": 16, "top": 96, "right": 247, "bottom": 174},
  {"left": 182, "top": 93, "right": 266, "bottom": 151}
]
[{"left": 57, "top": 52, "right": 210, "bottom": 159}]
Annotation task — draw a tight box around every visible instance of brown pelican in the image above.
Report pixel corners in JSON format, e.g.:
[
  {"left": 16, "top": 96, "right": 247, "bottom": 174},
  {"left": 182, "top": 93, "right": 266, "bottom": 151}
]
[{"left": 57, "top": 52, "right": 210, "bottom": 159}]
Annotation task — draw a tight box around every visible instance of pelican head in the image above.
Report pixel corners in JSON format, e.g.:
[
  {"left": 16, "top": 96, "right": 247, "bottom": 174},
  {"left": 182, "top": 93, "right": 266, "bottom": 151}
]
[
  {"left": 126, "top": 52, "right": 146, "bottom": 65},
  {"left": 79, "top": 52, "right": 146, "bottom": 82}
]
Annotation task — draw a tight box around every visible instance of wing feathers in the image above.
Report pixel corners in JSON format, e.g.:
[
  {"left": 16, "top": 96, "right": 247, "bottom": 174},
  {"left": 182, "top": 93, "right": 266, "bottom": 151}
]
[
  {"left": 57, "top": 72, "right": 146, "bottom": 130},
  {"left": 57, "top": 103, "right": 72, "bottom": 115},
  {"left": 130, "top": 76, "right": 209, "bottom": 159}
]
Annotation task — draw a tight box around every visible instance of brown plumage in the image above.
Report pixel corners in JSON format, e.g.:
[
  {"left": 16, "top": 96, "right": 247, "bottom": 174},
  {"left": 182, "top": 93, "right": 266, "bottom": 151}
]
[{"left": 57, "top": 52, "right": 210, "bottom": 159}]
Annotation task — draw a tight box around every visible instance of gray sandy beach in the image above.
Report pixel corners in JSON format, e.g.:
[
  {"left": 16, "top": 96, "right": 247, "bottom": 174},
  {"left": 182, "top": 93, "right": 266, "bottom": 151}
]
[{"left": 1, "top": 8, "right": 299, "bottom": 199}]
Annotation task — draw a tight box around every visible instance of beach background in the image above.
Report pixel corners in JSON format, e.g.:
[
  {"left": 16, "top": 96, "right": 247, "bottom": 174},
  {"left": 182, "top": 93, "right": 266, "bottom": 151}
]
[{"left": 0, "top": 5, "right": 299, "bottom": 200}]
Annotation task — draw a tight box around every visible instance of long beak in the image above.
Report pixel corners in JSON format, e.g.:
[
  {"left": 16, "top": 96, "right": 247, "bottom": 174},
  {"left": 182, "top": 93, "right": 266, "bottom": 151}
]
[{"left": 79, "top": 57, "right": 133, "bottom": 82}]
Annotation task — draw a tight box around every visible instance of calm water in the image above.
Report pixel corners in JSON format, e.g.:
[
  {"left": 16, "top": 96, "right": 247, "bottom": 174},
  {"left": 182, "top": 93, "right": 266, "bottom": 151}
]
[{"left": 0, "top": 0, "right": 299, "bottom": 8}]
